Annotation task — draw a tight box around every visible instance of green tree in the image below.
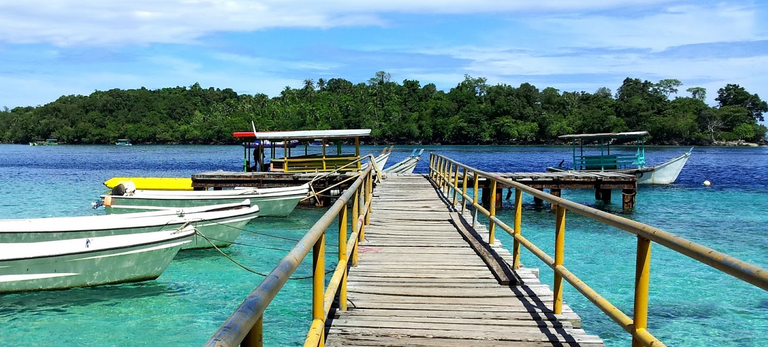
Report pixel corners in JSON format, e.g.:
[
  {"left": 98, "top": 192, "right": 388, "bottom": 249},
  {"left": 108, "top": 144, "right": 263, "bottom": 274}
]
[
  {"left": 686, "top": 87, "right": 706, "bottom": 101},
  {"left": 654, "top": 79, "right": 683, "bottom": 98},
  {"left": 716, "top": 84, "right": 768, "bottom": 121}
]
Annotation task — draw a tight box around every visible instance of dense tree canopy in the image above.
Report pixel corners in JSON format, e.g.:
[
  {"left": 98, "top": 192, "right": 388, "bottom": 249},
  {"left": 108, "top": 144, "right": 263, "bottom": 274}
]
[{"left": 1, "top": 75, "right": 766, "bottom": 145}]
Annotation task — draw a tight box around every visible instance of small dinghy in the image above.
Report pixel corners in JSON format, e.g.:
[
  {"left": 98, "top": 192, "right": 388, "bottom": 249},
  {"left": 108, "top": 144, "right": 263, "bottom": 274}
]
[
  {"left": 101, "top": 182, "right": 306, "bottom": 217},
  {"left": 0, "top": 200, "right": 259, "bottom": 250},
  {"left": 0, "top": 226, "right": 195, "bottom": 293}
]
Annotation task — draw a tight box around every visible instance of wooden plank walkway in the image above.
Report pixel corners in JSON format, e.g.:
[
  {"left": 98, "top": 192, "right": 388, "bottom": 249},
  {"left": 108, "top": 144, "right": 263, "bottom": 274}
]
[
  {"left": 325, "top": 174, "right": 605, "bottom": 346},
  {"left": 492, "top": 171, "right": 636, "bottom": 189}
]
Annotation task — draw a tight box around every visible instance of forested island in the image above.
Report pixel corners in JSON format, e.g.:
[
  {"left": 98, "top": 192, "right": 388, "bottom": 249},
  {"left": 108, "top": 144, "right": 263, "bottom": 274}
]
[{"left": 1, "top": 72, "right": 766, "bottom": 145}]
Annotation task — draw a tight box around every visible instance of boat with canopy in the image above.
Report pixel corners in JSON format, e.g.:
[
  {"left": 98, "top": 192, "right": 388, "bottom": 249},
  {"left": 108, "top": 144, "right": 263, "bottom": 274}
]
[
  {"left": 234, "top": 128, "right": 372, "bottom": 173},
  {"left": 546, "top": 131, "right": 692, "bottom": 185}
]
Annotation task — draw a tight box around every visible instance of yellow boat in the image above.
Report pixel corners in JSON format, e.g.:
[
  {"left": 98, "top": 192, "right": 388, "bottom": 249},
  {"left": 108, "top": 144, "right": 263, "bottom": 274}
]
[{"left": 103, "top": 177, "right": 193, "bottom": 191}]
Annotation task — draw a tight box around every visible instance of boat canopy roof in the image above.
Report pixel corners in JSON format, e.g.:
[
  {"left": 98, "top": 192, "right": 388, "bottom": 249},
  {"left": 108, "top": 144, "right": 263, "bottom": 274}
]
[
  {"left": 233, "top": 129, "right": 371, "bottom": 140},
  {"left": 558, "top": 131, "right": 649, "bottom": 140}
]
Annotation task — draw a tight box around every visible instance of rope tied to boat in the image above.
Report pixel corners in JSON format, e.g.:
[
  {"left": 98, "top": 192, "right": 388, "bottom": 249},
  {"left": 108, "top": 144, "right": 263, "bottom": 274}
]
[
  {"left": 172, "top": 221, "right": 192, "bottom": 235},
  {"left": 194, "top": 228, "right": 334, "bottom": 280}
]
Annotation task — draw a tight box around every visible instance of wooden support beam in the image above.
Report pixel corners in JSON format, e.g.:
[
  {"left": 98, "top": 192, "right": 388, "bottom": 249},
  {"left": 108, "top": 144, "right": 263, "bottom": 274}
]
[
  {"left": 549, "top": 188, "right": 561, "bottom": 210},
  {"left": 622, "top": 189, "right": 636, "bottom": 210}
]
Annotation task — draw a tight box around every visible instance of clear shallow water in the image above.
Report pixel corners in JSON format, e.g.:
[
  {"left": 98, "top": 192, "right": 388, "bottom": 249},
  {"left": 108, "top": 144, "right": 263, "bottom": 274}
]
[{"left": 0, "top": 144, "right": 766, "bottom": 346}]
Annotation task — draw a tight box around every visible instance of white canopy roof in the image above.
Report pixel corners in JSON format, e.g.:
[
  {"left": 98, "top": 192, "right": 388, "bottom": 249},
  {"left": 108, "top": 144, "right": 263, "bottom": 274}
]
[
  {"left": 558, "top": 131, "right": 649, "bottom": 140},
  {"left": 240, "top": 129, "right": 371, "bottom": 140}
]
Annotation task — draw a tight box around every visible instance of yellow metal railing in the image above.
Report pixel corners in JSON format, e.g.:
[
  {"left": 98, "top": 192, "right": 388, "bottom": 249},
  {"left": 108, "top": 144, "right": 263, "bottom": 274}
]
[
  {"left": 429, "top": 153, "right": 768, "bottom": 347},
  {"left": 204, "top": 166, "right": 374, "bottom": 347}
]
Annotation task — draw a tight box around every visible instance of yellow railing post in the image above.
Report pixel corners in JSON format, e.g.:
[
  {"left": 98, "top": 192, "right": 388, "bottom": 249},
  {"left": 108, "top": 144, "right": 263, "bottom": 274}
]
[
  {"left": 351, "top": 183, "right": 360, "bottom": 267},
  {"left": 312, "top": 234, "right": 325, "bottom": 347},
  {"left": 633, "top": 236, "right": 652, "bottom": 347},
  {"left": 452, "top": 164, "right": 460, "bottom": 206},
  {"left": 444, "top": 162, "right": 453, "bottom": 196},
  {"left": 472, "top": 171, "right": 479, "bottom": 227},
  {"left": 436, "top": 156, "right": 443, "bottom": 186},
  {"left": 553, "top": 205, "right": 566, "bottom": 314},
  {"left": 358, "top": 186, "right": 366, "bottom": 242},
  {"left": 441, "top": 158, "right": 448, "bottom": 190},
  {"left": 365, "top": 170, "right": 372, "bottom": 226},
  {"left": 460, "top": 166, "right": 468, "bottom": 213},
  {"left": 513, "top": 188, "right": 522, "bottom": 269},
  {"left": 242, "top": 315, "right": 263, "bottom": 347},
  {"left": 339, "top": 203, "right": 348, "bottom": 311},
  {"left": 489, "top": 178, "right": 497, "bottom": 245}
]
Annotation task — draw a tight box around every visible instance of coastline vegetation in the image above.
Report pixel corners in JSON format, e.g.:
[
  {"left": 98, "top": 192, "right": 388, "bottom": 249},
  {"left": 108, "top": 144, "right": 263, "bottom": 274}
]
[{"left": 1, "top": 72, "right": 766, "bottom": 145}]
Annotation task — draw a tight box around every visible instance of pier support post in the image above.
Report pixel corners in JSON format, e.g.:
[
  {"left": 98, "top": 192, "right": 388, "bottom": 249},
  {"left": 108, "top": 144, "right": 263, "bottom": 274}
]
[
  {"left": 622, "top": 189, "right": 636, "bottom": 210},
  {"left": 533, "top": 188, "right": 543, "bottom": 206},
  {"left": 549, "top": 188, "right": 561, "bottom": 210},
  {"left": 595, "top": 189, "right": 612, "bottom": 204}
]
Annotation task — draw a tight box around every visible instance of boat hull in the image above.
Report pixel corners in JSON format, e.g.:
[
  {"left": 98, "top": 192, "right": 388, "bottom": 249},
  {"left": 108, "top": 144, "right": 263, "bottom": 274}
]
[
  {"left": 0, "top": 202, "right": 259, "bottom": 250},
  {"left": 632, "top": 151, "right": 691, "bottom": 184},
  {"left": 547, "top": 150, "right": 691, "bottom": 185},
  {"left": 103, "top": 185, "right": 308, "bottom": 217},
  {"left": 384, "top": 149, "right": 423, "bottom": 174},
  {"left": 0, "top": 228, "right": 193, "bottom": 293}
]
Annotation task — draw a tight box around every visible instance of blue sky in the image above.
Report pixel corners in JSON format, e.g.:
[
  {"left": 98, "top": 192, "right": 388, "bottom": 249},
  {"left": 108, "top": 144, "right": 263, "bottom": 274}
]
[{"left": 1, "top": 0, "right": 767, "bottom": 112}]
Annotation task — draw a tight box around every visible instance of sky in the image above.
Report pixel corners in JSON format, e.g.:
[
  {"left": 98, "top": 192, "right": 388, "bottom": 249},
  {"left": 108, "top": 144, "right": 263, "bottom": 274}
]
[{"left": 1, "top": 0, "right": 767, "bottom": 111}]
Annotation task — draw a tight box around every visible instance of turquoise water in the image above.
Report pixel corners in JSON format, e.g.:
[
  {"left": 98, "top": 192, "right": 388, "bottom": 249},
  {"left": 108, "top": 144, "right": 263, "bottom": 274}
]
[{"left": 0, "top": 144, "right": 766, "bottom": 346}]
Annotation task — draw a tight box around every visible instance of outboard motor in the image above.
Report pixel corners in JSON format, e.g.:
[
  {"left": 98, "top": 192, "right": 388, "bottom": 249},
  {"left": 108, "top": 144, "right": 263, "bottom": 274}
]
[
  {"left": 111, "top": 181, "right": 136, "bottom": 196},
  {"left": 112, "top": 183, "right": 126, "bottom": 196}
]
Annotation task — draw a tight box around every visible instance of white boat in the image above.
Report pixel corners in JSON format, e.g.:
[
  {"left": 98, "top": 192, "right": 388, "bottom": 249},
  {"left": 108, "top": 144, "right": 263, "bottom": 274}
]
[
  {"left": 361, "top": 145, "right": 394, "bottom": 172},
  {"left": 0, "top": 200, "right": 259, "bottom": 250},
  {"left": 546, "top": 131, "right": 692, "bottom": 185},
  {"left": 631, "top": 150, "right": 692, "bottom": 184},
  {"left": 384, "top": 149, "right": 423, "bottom": 174},
  {"left": 0, "top": 227, "right": 195, "bottom": 293},
  {"left": 102, "top": 183, "right": 307, "bottom": 217}
]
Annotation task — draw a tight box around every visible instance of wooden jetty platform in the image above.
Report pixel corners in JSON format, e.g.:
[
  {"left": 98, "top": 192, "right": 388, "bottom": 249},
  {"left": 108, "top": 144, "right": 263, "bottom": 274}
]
[
  {"left": 475, "top": 171, "right": 637, "bottom": 210},
  {"left": 191, "top": 170, "right": 356, "bottom": 188},
  {"left": 325, "top": 174, "right": 604, "bottom": 346},
  {"left": 191, "top": 170, "right": 360, "bottom": 205}
]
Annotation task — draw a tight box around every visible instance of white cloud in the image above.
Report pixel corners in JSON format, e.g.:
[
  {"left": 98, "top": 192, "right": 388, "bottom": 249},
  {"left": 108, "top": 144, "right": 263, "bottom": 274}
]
[
  {"left": 529, "top": 4, "right": 761, "bottom": 51},
  {"left": 0, "top": 0, "right": 676, "bottom": 46}
]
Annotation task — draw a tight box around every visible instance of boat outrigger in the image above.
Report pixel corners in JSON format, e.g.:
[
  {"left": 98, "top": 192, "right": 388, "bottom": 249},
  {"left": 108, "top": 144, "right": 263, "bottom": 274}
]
[{"left": 546, "top": 131, "right": 692, "bottom": 185}]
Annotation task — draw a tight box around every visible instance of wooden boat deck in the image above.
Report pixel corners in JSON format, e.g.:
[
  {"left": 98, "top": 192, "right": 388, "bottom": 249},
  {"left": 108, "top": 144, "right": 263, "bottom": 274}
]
[{"left": 325, "top": 174, "right": 604, "bottom": 346}]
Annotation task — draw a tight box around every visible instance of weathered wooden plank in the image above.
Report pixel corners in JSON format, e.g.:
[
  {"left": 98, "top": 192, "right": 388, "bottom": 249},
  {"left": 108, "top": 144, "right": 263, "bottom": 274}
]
[{"left": 325, "top": 174, "right": 603, "bottom": 347}]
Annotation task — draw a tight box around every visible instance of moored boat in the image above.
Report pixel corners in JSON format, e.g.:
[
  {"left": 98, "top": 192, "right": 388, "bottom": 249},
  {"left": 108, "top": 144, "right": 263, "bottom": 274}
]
[
  {"left": 384, "top": 149, "right": 423, "bottom": 174},
  {"left": 235, "top": 128, "right": 372, "bottom": 173},
  {"left": 0, "top": 227, "right": 195, "bottom": 293},
  {"left": 546, "top": 131, "right": 692, "bottom": 185},
  {"left": 0, "top": 200, "right": 259, "bottom": 250},
  {"left": 361, "top": 145, "right": 394, "bottom": 172},
  {"left": 102, "top": 183, "right": 307, "bottom": 217},
  {"left": 104, "top": 177, "right": 193, "bottom": 191}
]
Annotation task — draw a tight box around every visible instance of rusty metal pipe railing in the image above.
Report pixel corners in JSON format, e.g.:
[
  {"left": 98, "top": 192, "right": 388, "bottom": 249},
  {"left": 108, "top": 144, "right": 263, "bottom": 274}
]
[
  {"left": 204, "top": 167, "right": 373, "bottom": 347},
  {"left": 431, "top": 153, "right": 768, "bottom": 291},
  {"left": 429, "top": 153, "right": 768, "bottom": 347}
]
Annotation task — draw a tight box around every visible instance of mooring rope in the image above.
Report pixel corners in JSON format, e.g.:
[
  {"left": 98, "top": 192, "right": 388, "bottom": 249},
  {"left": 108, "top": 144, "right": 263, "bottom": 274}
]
[
  {"left": 194, "top": 229, "right": 335, "bottom": 280},
  {"left": 206, "top": 220, "right": 341, "bottom": 247}
]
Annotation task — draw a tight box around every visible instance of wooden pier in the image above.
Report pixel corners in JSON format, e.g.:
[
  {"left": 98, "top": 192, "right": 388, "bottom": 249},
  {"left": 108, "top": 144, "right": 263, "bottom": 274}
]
[
  {"left": 191, "top": 170, "right": 356, "bottom": 189},
  {"left": 325, "top": 175, "right": 604, "bottom": 346},
  {"left": 479, "top": 171, "right": 637, "bottom": 210},
  {"left": 190, "top": 170, "right": 359, "bottom": 205}
]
